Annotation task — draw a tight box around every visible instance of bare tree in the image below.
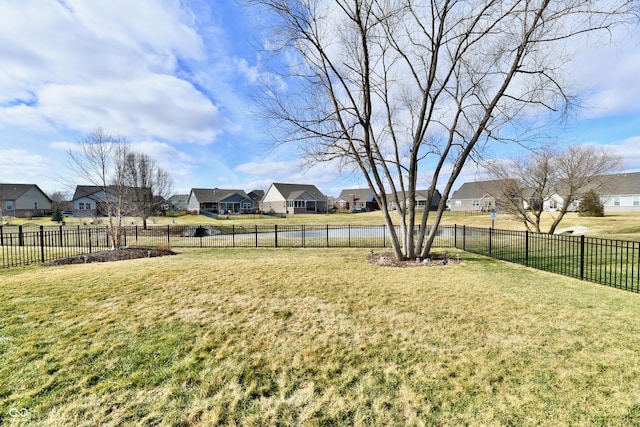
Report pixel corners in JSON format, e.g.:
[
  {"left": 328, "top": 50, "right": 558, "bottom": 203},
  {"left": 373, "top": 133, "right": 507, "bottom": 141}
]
[
  {"left": 486, "top": 149, "right": 555, "bottom": 233},
  {"left": 66, "top": 128, "right": 131, "bottom": 249},
  {"left": 49, "top": 191, "right": 72, "bottom": 213},
  {"left": 123, "top": 152, "right": 174, "bottom": 229},
  {"left": 549, "top": 145, "right": 622, "bottom": 233},
  {"left": 487, "top": 145, "right": 621, "bottom": 233},
  {"left": 254, "top": 0, "right": 638, "bottom": 259}
]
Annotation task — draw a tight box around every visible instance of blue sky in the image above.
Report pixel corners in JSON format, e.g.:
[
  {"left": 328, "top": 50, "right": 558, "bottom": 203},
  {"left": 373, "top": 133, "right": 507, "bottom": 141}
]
[{"left": 1, "top": 1, "right": 639, "bottom": 199}]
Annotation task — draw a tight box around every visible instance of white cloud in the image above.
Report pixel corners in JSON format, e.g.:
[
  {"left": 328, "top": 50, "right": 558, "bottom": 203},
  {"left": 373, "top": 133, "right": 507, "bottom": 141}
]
[
  {"left": 0, "top": 149, "right": 51, "bottom": 181},
  {"left": 570, "top": 29, "right": 640, "bottom": 118},
  {"left": 35, "top": 75, "right": 225, "bottom": 143},
  {"left": 0, "top": 0, "right": 221, "bottom": 143}
]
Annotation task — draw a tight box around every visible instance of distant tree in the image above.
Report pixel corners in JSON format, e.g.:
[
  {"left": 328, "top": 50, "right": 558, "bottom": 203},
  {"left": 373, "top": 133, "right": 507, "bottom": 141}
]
[
  {"left": 52, "top": 208, "right": 64, "bottom": 223},
  {"left": 66, "top": 128, "right": 175, "bottom": 245},
  {"left": 49, "top": 191, "right": 71, "bottom": 212},
  {"left": 66, "top": 128, "right": 131, "bottom": 249},
  {"left": 486, "top": 150, "right": 555, "bottom": 233},
  {"left": 487, "top": 145, "right": 620, "bottom": 233},
  {"left": 122, "top": 152, "right": 173, "bottom": 229},
  {"left": 579, "top": 190, "right": 605, "bottom": 217}
]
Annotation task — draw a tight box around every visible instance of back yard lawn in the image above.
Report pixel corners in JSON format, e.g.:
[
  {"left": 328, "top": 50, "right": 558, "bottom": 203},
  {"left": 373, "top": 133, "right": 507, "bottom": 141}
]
[{"left": 1, "top": 248, "right": 640, "bottom": 425}]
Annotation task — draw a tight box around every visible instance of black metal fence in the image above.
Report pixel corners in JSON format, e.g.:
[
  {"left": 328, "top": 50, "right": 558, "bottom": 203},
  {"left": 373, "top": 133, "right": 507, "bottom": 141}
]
[
  {"left": 0, "top": 223, "right": 456, "bottom": 268},
  {"left": 455, "top": 225, "right": 640, "bottom": 293},
  {"left": 3, "top": 223, "right": 640, "bottom": 294}
]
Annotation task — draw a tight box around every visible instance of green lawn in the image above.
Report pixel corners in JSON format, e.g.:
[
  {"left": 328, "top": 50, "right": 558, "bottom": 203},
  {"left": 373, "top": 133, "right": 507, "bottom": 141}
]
[
  {"left": 11, "top": 210, "right": 640, "bottom": 240},
  {"left": 2, "top": 248, "right": 640, "bottom": 425}
]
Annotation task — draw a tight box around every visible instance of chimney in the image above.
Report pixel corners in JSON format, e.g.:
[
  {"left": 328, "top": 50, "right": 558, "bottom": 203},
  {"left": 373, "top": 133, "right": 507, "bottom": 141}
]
[{"left": 349, "top": 194, "right": 355, "bottom": 209}]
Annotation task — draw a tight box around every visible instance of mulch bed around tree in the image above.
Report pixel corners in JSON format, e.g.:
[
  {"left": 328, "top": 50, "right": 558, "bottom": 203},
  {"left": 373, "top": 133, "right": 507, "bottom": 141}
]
[
  {"left": 45, "top": 247, "right": 177, "bottom": 266},
  {"left": 369, "top": 251, "right": 461, "bottom": 268}
]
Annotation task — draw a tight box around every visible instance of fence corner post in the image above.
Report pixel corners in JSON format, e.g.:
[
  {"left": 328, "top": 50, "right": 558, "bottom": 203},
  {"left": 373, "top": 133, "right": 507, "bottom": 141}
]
[
  {"left": 525, "top": 230, "right": 529, "bottom": 267},
  {"left": 580, "top": 234, "right": 585, "bottom": 280},
  {"left": 40, "top": 225, "right": 45, "bottom": 263}
]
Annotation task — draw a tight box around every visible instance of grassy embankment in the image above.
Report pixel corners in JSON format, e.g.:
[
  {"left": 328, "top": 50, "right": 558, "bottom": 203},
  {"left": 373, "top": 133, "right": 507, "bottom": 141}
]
[
  {"left": 2, "top": 248, "right": 640, "bottom": 425},
  {"left": 8, "top": 209, "right": 640, "bottom": 240}
]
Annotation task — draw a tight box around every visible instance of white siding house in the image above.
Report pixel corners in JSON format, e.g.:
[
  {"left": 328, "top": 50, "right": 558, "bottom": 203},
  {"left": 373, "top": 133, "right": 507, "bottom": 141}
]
[{"left": 260, "top": 183, "right": 327, "bottom": 215}]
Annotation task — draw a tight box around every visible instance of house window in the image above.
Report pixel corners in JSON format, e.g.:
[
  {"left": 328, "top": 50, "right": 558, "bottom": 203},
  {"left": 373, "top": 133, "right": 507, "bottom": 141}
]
[
  {"left": 614, "top": 196, "right": 620, "bottom": 206},
  {"left": 634, "top": 196, "right": 639, "bottom": 206},
  {"left": 79, "top": 202, "right": 85, "bottom": 210},
  {"left": 5, "top": 202, "right": 13, "bottom": 211},
  {"left": 86, "top": 203, "right": 91, "bottom": 210},
  {"left": 472, "top": 200, "right": 480, "bottom": 207}
]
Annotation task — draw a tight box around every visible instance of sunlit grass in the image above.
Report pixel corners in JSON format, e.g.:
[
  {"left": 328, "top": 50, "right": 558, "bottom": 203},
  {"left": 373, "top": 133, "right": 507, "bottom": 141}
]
[{"left": 2, "top": 248, "right": 640, "bottom": 425}]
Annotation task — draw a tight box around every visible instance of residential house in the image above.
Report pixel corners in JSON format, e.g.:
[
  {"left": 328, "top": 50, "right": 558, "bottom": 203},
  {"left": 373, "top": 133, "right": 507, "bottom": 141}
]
[
  {"left": 260, "top": 183, "right": 328, "bottom": 214},
  {"left": 547, "top": 172, "right": 640, "bottom": 213},
  {"left": 0, "top": 183, "right": 52, "bottom": 218},
  {"left": 336, "top": 188, "right": 380, "bottom": 212},
  {"left": 72, "top": 185, "right": 117, "bottom": 218},
  {"left": 71, "top": 185, "right": 154, "bottom": 218},
  {"left": 390, "top": 189, "right": 443, "bottom": 211},
  {"left": 449, "top": 179, "right": 516, "bottom": 212},
  {"left": 248, "top": 190, "right": 265, "bottom": 205},
  {"left": 166, "top": 194, "right": 189, "bottom": 211},
  {"left": 597, "top": 172, "right": 640, "bottom": 212},
  {"left": 187, "top": 188, "right": 255, "bottom": 215}
]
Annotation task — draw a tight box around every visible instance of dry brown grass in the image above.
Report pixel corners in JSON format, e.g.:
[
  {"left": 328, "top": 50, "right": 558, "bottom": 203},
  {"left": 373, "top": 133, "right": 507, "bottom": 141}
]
[{"left": 2, "top": 248, "right": 640, "bottom": 425}]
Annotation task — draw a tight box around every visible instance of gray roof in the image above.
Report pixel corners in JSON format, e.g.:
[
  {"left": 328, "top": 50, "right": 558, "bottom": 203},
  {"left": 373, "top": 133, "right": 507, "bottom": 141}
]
[
  {"left": 271, "top": 183, "right": 327, "bottom": 201},
  {"left": 190, "top": 188, "right": 252, "bottom": 203},
  {"left": 168, "top": 194, "right": 189, "bottom": 203},
  {"left": 248, "top": 189, "right": 265, "bottom": 202},
  {"left": 450, "top": 179, "right": 516, "bottom": 200},
  {"left": 337, "top": 188, "right": 375, "bottom": 202},
  {"left": 597, "top": 172, "right": 640, "bottom": 196},
  {"left": 0, "top": 183, "right": 51, "bottom": 202},
  {"left": 72, "top": 185, "right": 103, "bottom": 200}
]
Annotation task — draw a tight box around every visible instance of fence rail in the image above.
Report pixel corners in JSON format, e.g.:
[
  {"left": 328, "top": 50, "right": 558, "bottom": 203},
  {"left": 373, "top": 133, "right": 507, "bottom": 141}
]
[
  {"left": 0, "top": 224, "right": 455, "bottom": 268},
  {"left": 455, "top": 225, "right": 640, "bottom": 293},
  {"left": 3, "top": 223, "right": 640, "bottom": 294}
]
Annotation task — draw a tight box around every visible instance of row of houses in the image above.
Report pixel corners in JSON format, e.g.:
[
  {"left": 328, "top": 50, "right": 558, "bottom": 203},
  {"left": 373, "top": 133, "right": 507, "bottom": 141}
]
[
  {"left": 448, "top": 172, "right": 640, "bottom": 213},
  {"left": 3, "top": 171, "right": 640, "bottom": 218}
]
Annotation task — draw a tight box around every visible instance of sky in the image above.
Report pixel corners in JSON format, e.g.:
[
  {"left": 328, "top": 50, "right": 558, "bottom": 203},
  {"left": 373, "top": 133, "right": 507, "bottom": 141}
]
[{"left": 1, "top": 0, "right": 639, "bottom": 199}]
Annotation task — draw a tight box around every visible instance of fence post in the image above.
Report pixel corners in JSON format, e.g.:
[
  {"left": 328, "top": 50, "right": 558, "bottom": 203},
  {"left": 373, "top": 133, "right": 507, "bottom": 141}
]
[
  {"left": 40, "top": 226, "right": 45, "bottom": 263},
  {"left": 255, "top": 225, "right": 258, "bottom": 247},
  {"left": 59, "top": 225, "right": 63, "bottom": 247},
  {"left": 275, "top": 224, "right": 278, "bottom": 248},
  {"left": 489, "top": 227, "right": 492, "bottom": 256},
  {"left": 302, "top": 225, "right": 305, "bottom": 248},
  {"left": 348, "top": 224, "right": 351, "bottom": 248},
  {"left": 88, "top": 228, "right": 92, "bottom": 253},
  {"left": 326, "top": 224, "right": 329, "bottom": 247},
  {"left": 454, "top": 224, "right": 457, "bottom": 248},
  {"left": 580, "top": 234, "right": 585, "bottom": 281},
  {"left": 19, "top": 225, "right": 24, "bottom": 246},
  {"left": 525, "top": 231, "right": 529, "bottom": 266},
  {"left": 0, "top": 225, "right": 3, "bottom": 246},
  {"left": 462, "top": 225, "right": 466, "bottom": 251},
  {"left": 232, "top": 225, "right": 235, "bottom": 247},
  {"left": 383, "top": 225, "right": 386, "bottom": 248},
  {"left": 135, "top": 225, "right": 139, "bottom": 241}
]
